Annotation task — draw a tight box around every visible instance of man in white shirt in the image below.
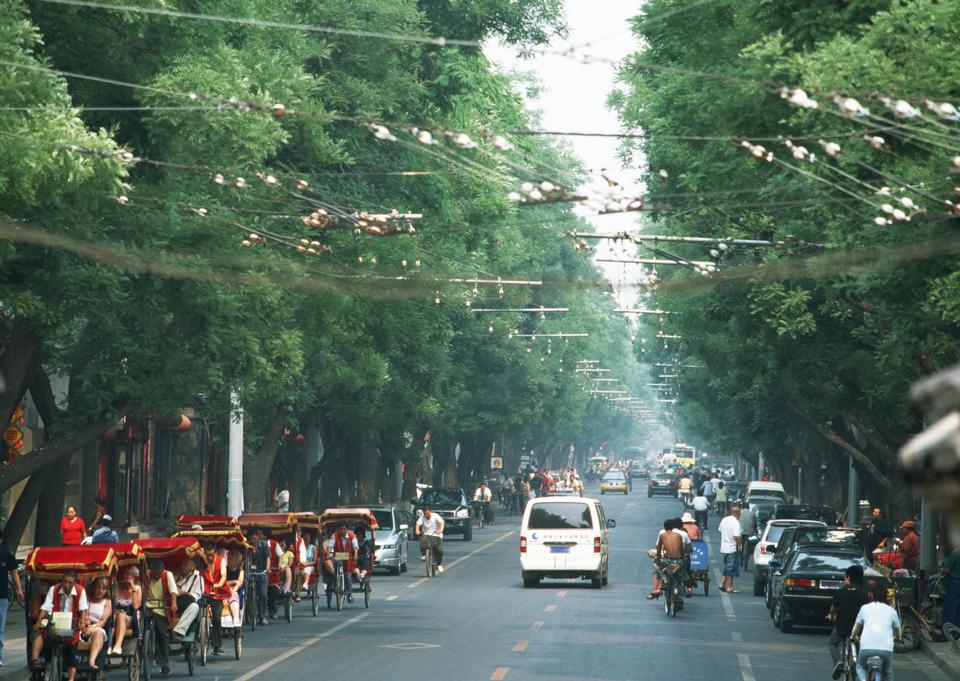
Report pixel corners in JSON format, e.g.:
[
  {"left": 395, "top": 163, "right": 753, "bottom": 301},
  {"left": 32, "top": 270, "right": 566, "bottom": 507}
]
[
  {"left": 691, "top": 494, "right": 710, "bottom": 530},
  {"left": 173, "top": 558, "right": 203, "bottom": 638},
  {"left": 473, "top": 483, "right": 494, "bottom": 525},
  {"left": 415, "top": 507, "right": 445, "bottom": 573},
  {"left": 718, "top": 508, "right": 742, "bottom": 593},
  {"left": 274, "top": 484, "right": 290, "bottom": 512},
  {"left": 31, "top": 570, "right": 88, "bottom": 679},
  {"left": 851, "top": 596, "right": 901, "bottom": 681}
]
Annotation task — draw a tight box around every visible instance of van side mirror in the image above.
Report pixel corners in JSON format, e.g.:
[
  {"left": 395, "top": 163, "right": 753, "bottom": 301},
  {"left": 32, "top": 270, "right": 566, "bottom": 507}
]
[
  {"left": 606, "top": 519, "right": 617, "bottom": 529},
  {"left": 399, "top": 524, "right": 409, "bottom": 532},
  {"left": 768, "top": 559, "right": 782, "bottom": 572}
]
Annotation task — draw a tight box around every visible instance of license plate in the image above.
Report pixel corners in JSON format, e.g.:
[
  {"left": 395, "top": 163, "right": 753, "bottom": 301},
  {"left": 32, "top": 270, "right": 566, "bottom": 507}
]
[
  {"left": 819, "top": 580, "right": 843, "bottom": 589},
  {"left": 550, "top": 546, "right": 570, "bottom": 554},
  {"left": 334, "top": 552, "right": 351, "bottom": 561}
]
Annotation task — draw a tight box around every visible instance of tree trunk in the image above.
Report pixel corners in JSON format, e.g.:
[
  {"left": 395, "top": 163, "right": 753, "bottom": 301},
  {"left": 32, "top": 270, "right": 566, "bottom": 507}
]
[
  {"left": 0, "top": 320, "right": 40, "bottom": 427},
  {"left": 35, "top": 452, "right": 72, "bottom": 547},
  {"left": 242, "top": 405, "right": 287, "bottom": 511},
  {"left": 2, "top": 466, "right": 52, "bottom": 551}
]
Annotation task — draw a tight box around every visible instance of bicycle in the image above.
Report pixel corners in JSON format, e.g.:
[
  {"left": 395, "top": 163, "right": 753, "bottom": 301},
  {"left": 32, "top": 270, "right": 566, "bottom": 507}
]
[
  {"left": 840, "top": 637, "right": 858, "bottom": 681},
  {"left": 8, "top": 565, "right": 24, "bottom": 612},
  {"left": 863, "top": 653, "right": 887, "bottom": 681},
  {"left": 659, "top": 562, "right": 684, "bottom": 617},
  {"left": 424, "top": 542, "right": 435, "bottom": 578},
  {"left": 472, "top": 501, "right": 487, "bottom": 529}
]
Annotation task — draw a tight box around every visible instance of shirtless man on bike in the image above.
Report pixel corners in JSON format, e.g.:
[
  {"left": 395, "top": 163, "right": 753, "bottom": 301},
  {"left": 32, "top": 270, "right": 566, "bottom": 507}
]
[{"left": 648, "top": 519, "right": 685, "bottom": 600}]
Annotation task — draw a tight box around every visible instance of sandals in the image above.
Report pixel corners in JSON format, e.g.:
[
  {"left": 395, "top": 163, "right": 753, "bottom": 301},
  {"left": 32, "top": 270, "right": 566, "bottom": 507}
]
[{"left": 646, "top": 591, "right": 662, "bottom": 600}]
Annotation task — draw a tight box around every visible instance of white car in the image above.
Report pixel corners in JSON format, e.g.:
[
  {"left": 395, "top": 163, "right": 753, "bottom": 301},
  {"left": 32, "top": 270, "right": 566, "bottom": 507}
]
[
  {"left": 520, "top": 496, "right": 616, "bottom": 588},
  {"left": 752, "top": 519, "right": 827, "bottom": 595}
]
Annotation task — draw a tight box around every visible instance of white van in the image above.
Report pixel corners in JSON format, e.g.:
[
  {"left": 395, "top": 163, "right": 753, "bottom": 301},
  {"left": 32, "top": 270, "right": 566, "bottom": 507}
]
[
  {"left": 746, "top": 481, "right": 787, "bottom": 503},
  {"left": 520, "top": 496, "right": 616, "bottom": 588}
]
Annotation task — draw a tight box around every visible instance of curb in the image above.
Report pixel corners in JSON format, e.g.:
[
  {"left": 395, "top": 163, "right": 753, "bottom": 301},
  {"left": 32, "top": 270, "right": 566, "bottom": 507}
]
[{"left": 921, "top": 642, "right": 960, "bottom": 681}]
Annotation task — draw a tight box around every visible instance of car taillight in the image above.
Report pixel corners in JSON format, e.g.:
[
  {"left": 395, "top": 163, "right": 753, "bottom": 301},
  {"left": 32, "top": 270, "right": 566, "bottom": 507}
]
[
  {"left": 648, "top": 480, "right": 655, "bottom": 487},
  {"left": 520, "top": 536, "right": 527, "bottom": 553},
  {"left": 759, "top": 544, "right": 768, "bottom": 554},
  {"left": 594, "top": 536, "right": 601, "bottom": 553},
  {"left": 784, "top": 578, "right": 815, "bottom": 588}
]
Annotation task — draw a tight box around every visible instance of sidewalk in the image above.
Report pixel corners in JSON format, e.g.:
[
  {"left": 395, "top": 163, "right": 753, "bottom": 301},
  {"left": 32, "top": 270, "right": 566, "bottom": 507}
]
[
  {"left": 1, "top": 608, "right": 29, "bottom": 681},
  {"left": 922, "top": 639, "right": 960, "bottom": 681}
]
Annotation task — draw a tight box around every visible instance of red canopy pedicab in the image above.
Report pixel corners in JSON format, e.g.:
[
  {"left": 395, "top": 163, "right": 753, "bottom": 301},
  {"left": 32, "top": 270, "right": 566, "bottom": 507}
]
[
  {"left": 103, "top": 543, "right": 147, "bottom": 681},
  {"left": 171, "top": 528, "right": 251, "bottom": 660},
  {"left": 174, "top": 515, "right": 240, "bottom": 532},
  {"left": 132, "top": 538, "right": 203, "bottom": 677},
  {"left": 293, "top": 512, "right": 322, "bottom": 616},
  {"left": 237, "top": 513, "right": 298, "bottom": 622},
  {"left": 320, "top": 509, "right": 379, "bottom": 611},
  {"left": 25, "top": 546, "right": 118, "bottom": 681}
]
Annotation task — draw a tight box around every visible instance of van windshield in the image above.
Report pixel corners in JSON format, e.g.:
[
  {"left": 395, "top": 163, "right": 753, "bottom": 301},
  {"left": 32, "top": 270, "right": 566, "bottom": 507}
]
[{"left": 528, "top": 502, "right": 594, "bottom": 530}]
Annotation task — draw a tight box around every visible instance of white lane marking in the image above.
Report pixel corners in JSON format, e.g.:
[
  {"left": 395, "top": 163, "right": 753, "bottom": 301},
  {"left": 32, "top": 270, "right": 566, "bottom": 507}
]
[
  {"left": 233, "top": 612, "right": 369, "bottom": 681},
  {"left": 531, "top": 620, "right": 544, "bottom": 631},
  {"left": 407, "top": 529, "right": 516, "bottom": 589},
  {"left": 738, "top": 654, "right": 756, "bottom": 681},
  {"left": 705, "top": 535, "right": 736, "bottom": 622},
  {"left": 556, "top": 590, "right": 568, "bottom": 598},
  {"left": 731, "top": 632, "right": 743, "bottom": 642},
  {"left": 386, "top": 594, "right": 398, "bottom": 601}
]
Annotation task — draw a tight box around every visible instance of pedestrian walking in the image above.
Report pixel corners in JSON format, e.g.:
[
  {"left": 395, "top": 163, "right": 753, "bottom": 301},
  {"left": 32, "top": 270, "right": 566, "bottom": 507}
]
[
  {"left": 737, "top": 503, "right": 756, "bottom": 569},
  {"left": 718, "top": 507, "right": 741, "bottom": 593},
  {"left": 274, "top": 483, "right": 290, "bottom": 512},
  {"left": 60, "top": 506, "right": 86, "bottom": 546},
  {"left": 0, "top": 529, "right": 24, "bottom": 666},
  {"left": 715, "top": 481, "right": 728, "bottom": 516}
]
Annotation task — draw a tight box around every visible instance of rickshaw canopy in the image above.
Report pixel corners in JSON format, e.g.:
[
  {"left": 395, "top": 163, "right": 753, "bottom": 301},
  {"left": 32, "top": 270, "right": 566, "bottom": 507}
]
[
  {"left": 174, "top": 514, "right": 240, "bottom": 532},
  {"left": 293, "top": 511, "right": 321, "bottom": 532},
  {"left": 237, "top": 513, "right": 297, "bottom": 535},
  {"left": 133, "top": 537, "right": 203, "bottom": 561},
  {"left": 171, "top": 529, "right": 252, "bottom": 550},
  {"left": 26, "top": 546, "right": 118, "bottom": 581},
  {"left": 320, "top": 508, "right": 380, "bottom": 531},
  {"left": 111, "top": 542, "right": 146, "bottom": 568}
]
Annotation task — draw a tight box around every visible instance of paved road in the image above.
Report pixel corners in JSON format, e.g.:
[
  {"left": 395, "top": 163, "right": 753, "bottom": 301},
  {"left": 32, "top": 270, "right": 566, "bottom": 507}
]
[{"left": 160, "top": 488, "right": 951, "bottom": 681}]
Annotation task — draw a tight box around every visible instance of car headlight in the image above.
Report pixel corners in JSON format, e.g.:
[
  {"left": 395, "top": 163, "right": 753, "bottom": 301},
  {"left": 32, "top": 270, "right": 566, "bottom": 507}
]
[
  {"left": 455, "top": 508, "right": 469, "bottom": 518},
  {"left": 380, "top": 544, "right": 397, "bottom": 550}
]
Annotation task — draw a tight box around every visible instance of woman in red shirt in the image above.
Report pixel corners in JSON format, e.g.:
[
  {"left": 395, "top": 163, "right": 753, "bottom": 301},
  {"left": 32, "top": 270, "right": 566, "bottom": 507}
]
[{"left": 60, "top": 506, "right": 86, "bottom": 545}]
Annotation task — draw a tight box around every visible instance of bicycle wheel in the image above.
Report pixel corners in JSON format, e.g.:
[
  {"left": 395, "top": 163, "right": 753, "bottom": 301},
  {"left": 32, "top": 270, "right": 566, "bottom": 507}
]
[
  {"left": 364, "top": 576, "right": 371, "bottom": 609},
  {"left": 129, "top": 642, "right": 142, "bottom": 681},
  {"left": 284, "top": 593, "right": 293, "bottom": 622},
  {"left": 311, "top": 584, "right": 319, "bottom": 617},
  {"left": 7, "top": 576, "right": 23, "bottom": 612},
  {"left": 45, "top": 645, "right": 62, "bottom": 681},
  {"left": 234, "top": 626, "right": 242, "bottom": 660},
  {"left": 335, "top": 566, "right": 345, "bottom": 612},
  {"left": 919, "top": 603, "right": 943, "bottom": 637},
  {"left": 142, "top": 624, "right": 154, "bottom": 681},
  {"left": 185, "top": 640, "right": 195, "bottom": 677},
  {"left": 199, "top": 611, "right": 209, "bottom": 667},
  {"left": 425, "top": 547, "right": 433, "bottom": 578}
]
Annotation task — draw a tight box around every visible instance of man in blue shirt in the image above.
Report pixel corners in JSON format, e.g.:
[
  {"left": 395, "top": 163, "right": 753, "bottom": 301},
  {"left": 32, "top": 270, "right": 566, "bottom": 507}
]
[{"left": 90, "top": 515, "right": 119, "bottom": 544}]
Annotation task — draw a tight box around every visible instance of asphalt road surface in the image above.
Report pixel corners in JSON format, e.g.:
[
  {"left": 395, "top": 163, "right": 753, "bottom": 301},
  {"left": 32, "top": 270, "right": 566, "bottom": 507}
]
[{"left": 166, "top": 487, "right": 951, "bottom": 681}]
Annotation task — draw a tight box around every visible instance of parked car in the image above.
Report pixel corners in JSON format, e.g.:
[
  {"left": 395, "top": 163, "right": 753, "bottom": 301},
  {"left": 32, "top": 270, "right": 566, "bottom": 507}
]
[
  {"left": 768, "top": 546, "right": 884, "bottom": 633},
  {"left": 752, "top": 519, "right": 827, "bottom": 596},
  {"left": 345, "top": 504, "right": 410, "bottom": 575},
  {"left": 765, "top": 527, "right": 869, "bottom": 608},
  {"left": 746, "top": 481, "right": 788, "bottom": 504},
  {"left": 520, "top": 496, "right": 616, "bottom": 588},
  {"left": 723, "top": 480, "right": 749, "bottom": 504},
  {"left": 416, "top": 487, "right": 473, "bottom": 541},
  {"left": 647, "top": 472, "right": 679, "bottom": 497},
  {"left": 773, "top": 504, "right": 839, "bottom": 525}
]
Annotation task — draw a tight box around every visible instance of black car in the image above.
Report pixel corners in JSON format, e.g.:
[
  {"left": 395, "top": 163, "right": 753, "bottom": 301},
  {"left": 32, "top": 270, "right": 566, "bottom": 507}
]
[
  {"left": 723, "top": 481, "right": 749, "bottom": 504},
  {"left": 416, "top": 487, "right": 473, "bottom": 541},
  {"left": 768, "top": 547, "right": 886, "bottom": 633},
  {"left": 765, "top": 527, "right": 868, "bottom": 609},
  {"left": 646, "top": 472, "right": 678, "bottom": 497},
  {"left": 773, "top": 504, "right": 839, "bottom": 525}
]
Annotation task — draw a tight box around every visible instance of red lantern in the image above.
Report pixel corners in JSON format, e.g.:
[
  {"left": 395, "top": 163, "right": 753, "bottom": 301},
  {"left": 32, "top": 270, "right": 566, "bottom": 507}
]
[
  {"left": 173, "top": 414, "right": 191, "bottom": 431},
  {"left": 295, "top": 433, "right": 305, "bottom": 444}
]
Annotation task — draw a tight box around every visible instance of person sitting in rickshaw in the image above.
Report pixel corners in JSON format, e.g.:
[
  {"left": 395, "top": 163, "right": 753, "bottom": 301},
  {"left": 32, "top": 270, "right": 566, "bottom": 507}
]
[
  {"left": 172, "top": 557, "right": 202, "bottom": 639},
  {"left": 82, "top": 577, "right": 112, "bottom": 671},
  {"left": 301, "top": 532, "right": 317, "bottom": 593},
  {"left": 225, "top": 549, "right": 245, "bottom": 628},
  {"left": 354, "top": 527, "right": 373, "bottom": 583},
  {"left": 319, "top": 530, "right": 335, "bottom": 587},
  {"left": 201, "top": 542, "right": 229, "bottom": 655},
  {"left": 277, "top": 540, "right": 295, "bottom": 595},
  {"left": 31, "top": 569, "right": 88, "bottom": 680},
  {"left": 327, "top": 523, "right": 359, "bottom": 603},
  {"left": 109, "top": 567, "right": 141, "bottom": 656},
  {"left": 145, "top": 559, "right": 178, "bottom": 676}
]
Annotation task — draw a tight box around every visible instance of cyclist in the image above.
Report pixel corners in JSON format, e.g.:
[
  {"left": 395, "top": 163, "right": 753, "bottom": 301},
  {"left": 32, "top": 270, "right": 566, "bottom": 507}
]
[
  {"left": 851, "top": 589, "right": 901, "bottom": 681},
  {"left": 247, "top": 528, "right": 270, "bottom": 625},
  {"left": 144, "top": 560, "right": 177, "bottom": 676},
  {"left": 415, "top": 506, "right": 445, "bottom": 574},
  {"left": 828, "top": 565, "right": 869, "bottom": 680},
  {"left": 329, "top": 523, "right": 359, "bottom": 603},
  {"left": 648, "top": 519, "right": 684, "bottom": 600},
  {"left": 200, "top": 542, "right": 228, "bottom": 656},
  {"left": 473, "top": 482, "right": 493, "bottom": 526},
  {"left": 678, "top": 474, "right": 693, "bottom": 508},
  {"left": 691, "top": 492, "right": 710, "bottom": 531},
  {"left": 31, "top": 569, "right": 88, "bottom": 680}
]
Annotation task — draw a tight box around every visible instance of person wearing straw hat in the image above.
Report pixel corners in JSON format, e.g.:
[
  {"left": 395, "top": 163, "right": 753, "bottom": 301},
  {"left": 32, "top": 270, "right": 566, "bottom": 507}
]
[
  {"left": 680, "top": 512, "right": 701, "bottom": 541},
  {"left": 897, "top": 519, "right": 920, "bottom": 572}
]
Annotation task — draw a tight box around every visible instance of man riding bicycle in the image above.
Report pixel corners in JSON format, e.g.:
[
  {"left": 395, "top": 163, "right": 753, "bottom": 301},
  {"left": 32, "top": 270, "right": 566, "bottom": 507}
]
[
  {"left": 30, "top": 569, "right": 88, "bottom": 681},
  {"left": 678, "top": 474, "right": 693, "bottom": 507},
  {"left": 851, "top": 588, "right": 901, "bottom": 681},
  {"left": 473, "top": 482, "right": 494, "bottom": 526},
  {"left": 828, "top": 565, "right": 870, "bottom": 680},
  {"left": 415, "top": 506, "right": 445, "bottom": 574},
  {"left": 648, "top": 519, "right": 685, "bottom": 600},
  {"left": 327, "top": 524, "right": 359, "bottom": 603}
]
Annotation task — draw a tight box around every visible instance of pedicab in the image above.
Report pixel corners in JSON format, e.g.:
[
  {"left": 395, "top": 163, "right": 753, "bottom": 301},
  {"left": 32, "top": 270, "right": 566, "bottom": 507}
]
[
  {"left": 237, "top": 513, "right": 297, "bottom": 623},
  {"left": 103, "top": 543, "right": 147, "bottom": 681},
  {"left": 293, "top": 511, "right": 322, "bottom": 617},
  {"left": 174, "top": 515, "right": 240, "bottom": 532},
  {"left": 132, "top": 537, "right": 204, "bottom": 677},
  {"left": 25, "top": 546, "right": 118, "bottom": 681},
  {"left": 320, "top": 508, "right": 379, "bottom": 611},
  {"left": 171, "top": 528, "right": 251, "bottom": 660},
  {"left": 689, "top": 538, "right": 710, "bottom": 596}
]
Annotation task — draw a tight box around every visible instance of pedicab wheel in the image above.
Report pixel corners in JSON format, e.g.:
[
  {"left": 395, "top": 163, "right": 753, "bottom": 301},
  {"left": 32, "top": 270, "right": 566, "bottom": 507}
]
[
  {"left": 45, "top": 648, "right": 62, "bottom": 681},
  {"left": 199, "top": 613, "right": 209, "bottom": 667},
  {"left": 185, "top": 641, "right": 195, "bottom": 677},
  {"left": 364, "top": 577, "right": 371, "bottom": 609},
  {"left": 703, "top": 574, "right": 710, "bottom": 597},
  {"left": 336, "top": 584, "right": 345, "bottom": 612},
  {"left": 326, "top": 586, "right": 332, "bottom": 610},
  {"left": 128, "top": 646, "right": 142, "bottom": 681},
  {"left": 142, "top": 625, "right": 154, "bottom": 681},
  {"left": 246, "top": 590, "right": 257, "bottom": 632},
  {"left": 311, "top": 586, "right": 319, "bottom": 617},
  {"left": 234, "top": 627, "right": 242, "bottom": 660},
  {"left": 895, "top": 618, "right": 919, "bottom": 653},
  {"left": 284, "top": 594, "right": 293, "bottom": 623}
]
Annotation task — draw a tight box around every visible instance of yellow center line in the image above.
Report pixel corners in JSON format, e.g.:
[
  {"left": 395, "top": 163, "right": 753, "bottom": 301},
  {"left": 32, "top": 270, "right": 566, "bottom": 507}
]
[
  {"left": 544, "top": 604, "right": 557, "bottom": 613},
  {"left": 513, "top": 639, "right": 529, "bottom": 652},
  {"left": 491, "top": 666, "right": 510, "bottom": 680}
]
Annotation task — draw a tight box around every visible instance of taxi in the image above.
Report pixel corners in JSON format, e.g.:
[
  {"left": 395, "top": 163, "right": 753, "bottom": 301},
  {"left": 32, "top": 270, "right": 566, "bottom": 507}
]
[{"left": 600, "top": 470, "right": 629, "bottom": 495}]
